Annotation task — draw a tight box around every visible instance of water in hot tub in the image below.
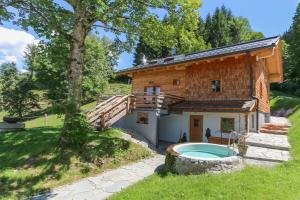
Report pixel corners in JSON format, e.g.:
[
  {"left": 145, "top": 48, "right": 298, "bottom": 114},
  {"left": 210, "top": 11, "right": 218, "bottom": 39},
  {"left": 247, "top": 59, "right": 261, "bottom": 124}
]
[{"left": 176, "top": 144, "right": 236, "bottom": 158}]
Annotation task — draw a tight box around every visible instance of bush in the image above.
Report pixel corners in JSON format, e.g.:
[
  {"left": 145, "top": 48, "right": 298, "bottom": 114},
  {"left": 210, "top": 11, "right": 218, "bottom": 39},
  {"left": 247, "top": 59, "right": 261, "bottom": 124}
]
[
  {"left": 60, "top": 113, "right": 91, "bottom": 148},
  {"left": 165, "top": 146, "right": 177, "bottom": 173},
  {"left": 294, "top": 89, "right": 300, "bottom": 97}
]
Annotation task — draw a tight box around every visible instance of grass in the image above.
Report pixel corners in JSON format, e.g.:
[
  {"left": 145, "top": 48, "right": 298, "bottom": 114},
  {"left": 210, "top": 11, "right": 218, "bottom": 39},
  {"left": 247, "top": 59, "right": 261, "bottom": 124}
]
[
  {"left": 0, "top": 100, "right": 151, "bottom": 200},
  {"left": 0, "top": 111, "right": 6, "bottom": 122},
  {"left": 270, "top": 90, "right": 300, "bottom": 111},
  {"left": 111, "top": 91, "right": 300, "bottom": 200},
  {"left": 104, "top": 82, "right": 131, "bottom": 95}
]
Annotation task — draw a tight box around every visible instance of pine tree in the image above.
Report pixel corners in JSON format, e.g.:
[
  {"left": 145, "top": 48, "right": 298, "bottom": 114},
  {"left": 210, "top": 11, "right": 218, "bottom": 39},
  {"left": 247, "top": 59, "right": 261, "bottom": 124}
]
[
  {"left": 204, "top": 5, "right": 264, "bottom": 48},
  {"left": 286, "top": 3, "right": 300, "bottom": 90}
]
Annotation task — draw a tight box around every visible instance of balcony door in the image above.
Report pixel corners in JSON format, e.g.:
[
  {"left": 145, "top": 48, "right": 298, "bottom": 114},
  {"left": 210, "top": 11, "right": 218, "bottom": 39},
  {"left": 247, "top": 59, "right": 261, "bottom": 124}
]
[
  {"left": 145, "top": 86, "right": 160, "bottom": 95},
  {"left": 144, "top": 86, "right": 160, "bottom": 103}
]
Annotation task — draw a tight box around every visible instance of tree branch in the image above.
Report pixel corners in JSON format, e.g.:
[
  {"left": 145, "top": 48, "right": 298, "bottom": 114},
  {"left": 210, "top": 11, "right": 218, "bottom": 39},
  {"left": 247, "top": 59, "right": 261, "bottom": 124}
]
[{"left": 92, "top": 23, "right": 137, "bottom": 36}]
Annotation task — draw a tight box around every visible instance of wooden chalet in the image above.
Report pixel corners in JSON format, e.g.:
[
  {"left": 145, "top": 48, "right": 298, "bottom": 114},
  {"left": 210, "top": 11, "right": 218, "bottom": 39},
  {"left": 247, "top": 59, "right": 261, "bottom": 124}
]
[{"left": 88, "top": 36, "right": 283, "bottom": 146}]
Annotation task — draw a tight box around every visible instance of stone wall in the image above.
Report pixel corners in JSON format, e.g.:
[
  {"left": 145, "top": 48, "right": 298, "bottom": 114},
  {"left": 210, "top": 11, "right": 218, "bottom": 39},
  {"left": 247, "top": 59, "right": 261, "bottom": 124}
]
[{"left": 174, "top": 156, "right": 242, "bottom": 175}]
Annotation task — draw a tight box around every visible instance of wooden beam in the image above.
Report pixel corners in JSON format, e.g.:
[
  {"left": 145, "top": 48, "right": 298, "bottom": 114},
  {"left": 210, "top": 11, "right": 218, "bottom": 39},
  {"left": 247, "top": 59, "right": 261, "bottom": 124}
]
[{"left": 250, "top": 47, "right": 274, "bottom": 58}]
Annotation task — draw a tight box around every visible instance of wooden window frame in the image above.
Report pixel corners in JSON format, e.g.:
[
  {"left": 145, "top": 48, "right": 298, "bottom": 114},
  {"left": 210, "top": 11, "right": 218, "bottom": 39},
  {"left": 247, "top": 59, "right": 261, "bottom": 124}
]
[
  {"left": 144, "top": 86, "right": 161, "bottom": 95},
  {"left": 211, "top": 80, "right": 221, "bottom": 93},
  {"left": 137, "top": 112, "right": 149, "bottom": 124},
  {"left": 220, "top": 118, "right": 235, "bottom": 133},
  {"left": 173, "top": 79, "right": 180, "bottom": 86}
]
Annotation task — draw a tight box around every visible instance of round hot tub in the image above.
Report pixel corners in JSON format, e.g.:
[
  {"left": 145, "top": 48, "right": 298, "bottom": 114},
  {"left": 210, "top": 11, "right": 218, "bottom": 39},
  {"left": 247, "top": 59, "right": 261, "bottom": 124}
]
[{"left": 166, "top": 143, "right": 243, "bottom": 174}]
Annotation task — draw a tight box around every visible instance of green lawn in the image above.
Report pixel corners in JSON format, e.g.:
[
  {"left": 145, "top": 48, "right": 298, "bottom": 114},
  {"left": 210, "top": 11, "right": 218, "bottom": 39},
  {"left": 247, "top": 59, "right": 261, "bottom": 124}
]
[
  {"left": 104, "top": 82, "right": 131, "bottom": 95},
  {"left": 0, "top": 111, "right": 6, "bottom": 122},
  {"left": 0, "top": 100, "right": 151, "bottom": 200},
  {"left": 111, "top": 92, "right": 300, "bottom": 200}
]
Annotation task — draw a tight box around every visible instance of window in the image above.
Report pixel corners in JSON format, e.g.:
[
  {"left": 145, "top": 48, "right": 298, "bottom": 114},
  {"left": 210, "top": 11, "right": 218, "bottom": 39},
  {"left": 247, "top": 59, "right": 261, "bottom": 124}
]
[
  {"left": 221, "top": 118, "right": 234, "bottom": 133},
  {"left": 137, "top": 112, "right": 148, "bottom": 124},
  {"left": 173, "top": 79, "right": 180, "bottom": 86},
  {"left": 144, "top": 86, "right": 160, "bottom": 103},
  {"left": 144, "top": 86, "right": 160, "bottom": 95},
  {"left": 251, "top": 115, "right": 255, "bottom": 129},
  {"left": 194, "top": 119, "right": 200, "bottom": 127},
  {"left": 211, "top": 80, "right": 221, "bottom": 92}
]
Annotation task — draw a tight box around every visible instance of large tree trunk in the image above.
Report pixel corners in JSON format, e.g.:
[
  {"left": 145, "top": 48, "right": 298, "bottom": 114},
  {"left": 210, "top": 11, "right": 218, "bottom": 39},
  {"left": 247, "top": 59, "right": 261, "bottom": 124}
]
[{"left": 64, "top": 11, "right": 87, "bottom": 123}]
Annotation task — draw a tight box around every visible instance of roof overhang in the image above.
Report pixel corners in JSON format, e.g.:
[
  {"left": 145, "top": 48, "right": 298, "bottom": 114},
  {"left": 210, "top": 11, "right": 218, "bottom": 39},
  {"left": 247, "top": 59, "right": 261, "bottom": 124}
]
[{"left": 170, "top": 100, "right": 256, "bottom": 113}]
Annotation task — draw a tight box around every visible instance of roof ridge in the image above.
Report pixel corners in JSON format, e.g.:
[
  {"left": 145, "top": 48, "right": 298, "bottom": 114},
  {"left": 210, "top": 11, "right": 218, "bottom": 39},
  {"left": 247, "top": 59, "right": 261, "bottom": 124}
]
[
  {"left": 185, "top": 35, "right": 280, "bottom": 57},
  {"left": 144, "top": 35, "right": 280, "bottom": 63}
]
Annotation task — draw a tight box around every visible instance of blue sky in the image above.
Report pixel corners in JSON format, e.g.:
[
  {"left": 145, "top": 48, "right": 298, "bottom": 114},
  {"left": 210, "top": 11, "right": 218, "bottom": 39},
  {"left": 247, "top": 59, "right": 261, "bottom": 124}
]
[{"left": 0, "top": 0, "right": 299, "bottom": 71}]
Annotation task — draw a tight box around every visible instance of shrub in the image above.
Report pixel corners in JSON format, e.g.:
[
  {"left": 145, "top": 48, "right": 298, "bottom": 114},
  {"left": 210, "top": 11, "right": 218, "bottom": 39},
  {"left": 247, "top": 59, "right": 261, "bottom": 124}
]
[
  {"left": 0, "top": 63, "right": 39, "bottom": 119},
  {"left": 165, "top": 146, "right": 177, "bottom": 173},
  {"left": 60, "top": 113, "right": 90, "bottom": 148},
  {"left": 294, "top": 89, "right": 300, "bottom": 97}
]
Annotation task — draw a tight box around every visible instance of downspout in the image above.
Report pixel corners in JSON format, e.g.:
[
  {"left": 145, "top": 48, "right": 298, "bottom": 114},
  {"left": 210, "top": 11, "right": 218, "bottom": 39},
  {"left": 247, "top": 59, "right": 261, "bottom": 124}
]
[
  {"left": 156, "top": 111, "right": 160, "bottom": 148},
  {"left": 246, "top": 51, "right": 259, "bottom": 133}
]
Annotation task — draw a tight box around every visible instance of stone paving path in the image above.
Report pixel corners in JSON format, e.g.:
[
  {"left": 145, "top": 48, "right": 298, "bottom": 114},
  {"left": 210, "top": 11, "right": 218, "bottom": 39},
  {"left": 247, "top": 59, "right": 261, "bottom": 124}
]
[
  {"left": 31, "top": 155, "right": 165, "bottom": 200},
  {"left": 245, "top": 146, "right": 290, "bottom": 162},
  {"left": 246, "top": 132, "right": 291, "bottom": 151},
  {"left": 245, "top": 131, "right": 291, "bottom": 164}
]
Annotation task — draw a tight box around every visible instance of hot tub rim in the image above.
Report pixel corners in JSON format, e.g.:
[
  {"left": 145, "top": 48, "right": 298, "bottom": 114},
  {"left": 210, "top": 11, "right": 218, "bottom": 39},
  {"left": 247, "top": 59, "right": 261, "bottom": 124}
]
[{"left": 171, "top": 142, "right": 240, "bottom": 162}]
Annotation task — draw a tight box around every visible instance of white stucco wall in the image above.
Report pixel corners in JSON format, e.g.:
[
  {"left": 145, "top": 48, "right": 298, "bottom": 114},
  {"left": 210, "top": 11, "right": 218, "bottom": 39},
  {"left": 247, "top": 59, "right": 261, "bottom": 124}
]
[
  {"left": 249, "top": 111, "right": 266, "bottom": 132},
  {"left": 114, "top": 110, "right": 159, "bottom": 146},
  {"left": 158, "top": 112, "right": 248, "bottom": 143},
  {"left": 159, "top": 113, "right": 188, "bottom": 143}
]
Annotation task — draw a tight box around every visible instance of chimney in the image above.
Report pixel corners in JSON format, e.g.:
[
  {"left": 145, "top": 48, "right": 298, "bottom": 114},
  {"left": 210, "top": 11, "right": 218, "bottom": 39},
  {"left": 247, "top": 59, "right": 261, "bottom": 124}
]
[
  {"left": 141, "top": 54, "right": 147, "bottom": 65},
  {"left": 171, "top": 48, "right": 177, "bottom": 56}
]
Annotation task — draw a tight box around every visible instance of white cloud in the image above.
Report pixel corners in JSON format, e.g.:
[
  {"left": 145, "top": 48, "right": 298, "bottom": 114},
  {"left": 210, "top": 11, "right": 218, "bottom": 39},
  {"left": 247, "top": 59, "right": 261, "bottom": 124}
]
[{"left": 0, "top": 27, "right": 39, "bottom": 67}]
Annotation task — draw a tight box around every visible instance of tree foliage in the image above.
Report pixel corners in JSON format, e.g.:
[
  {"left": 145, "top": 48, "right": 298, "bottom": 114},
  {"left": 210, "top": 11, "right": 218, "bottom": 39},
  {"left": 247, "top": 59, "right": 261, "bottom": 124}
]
[
  {"left": 275, "top": 3, "right": 300, "bottom": 95},
  {"left": 134, "top": 5, "right": 264, "bottom": 65},
  {"left": 287, "top": 3, "right": 300, "bottom": 85},
  {"left": 0, "top": 63, "right": 39, "bottom": 119},
  {"left": 26, "top": 34, "right": 116, "bottom": 108},
  {"left": 203, "top": 5, "right": 264, "bottom": 48},
  {"left": 1, "top": 0, "right": 199, "bottom": 125}
]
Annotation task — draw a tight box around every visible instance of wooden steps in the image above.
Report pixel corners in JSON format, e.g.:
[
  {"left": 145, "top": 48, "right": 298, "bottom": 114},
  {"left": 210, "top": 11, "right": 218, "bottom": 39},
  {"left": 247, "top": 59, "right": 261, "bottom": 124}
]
[
  {"left": 260, "top": 123, "right": 290, "bottom": 135},
  {"left": 86, "top": 95, "right": 133, "bottom": 130}
]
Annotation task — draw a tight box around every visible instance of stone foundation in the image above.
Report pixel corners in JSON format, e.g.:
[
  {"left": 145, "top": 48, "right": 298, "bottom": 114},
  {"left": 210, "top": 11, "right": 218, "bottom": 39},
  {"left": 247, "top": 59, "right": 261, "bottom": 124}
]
[
  {"left": 0, "top": 122, "right": 25, "bottom": 132},
  {"left": 174, "top": 155, "right": 242, "bottom": 174},
  {"left": 166, "top": 144, "right": 243, "bottom": 175}
]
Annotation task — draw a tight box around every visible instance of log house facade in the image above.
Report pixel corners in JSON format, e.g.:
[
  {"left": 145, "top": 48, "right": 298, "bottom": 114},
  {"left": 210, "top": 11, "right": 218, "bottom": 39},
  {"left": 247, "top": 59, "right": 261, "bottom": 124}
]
[{"left": 116, "top": 36, "right": 283, "bottom": 146}]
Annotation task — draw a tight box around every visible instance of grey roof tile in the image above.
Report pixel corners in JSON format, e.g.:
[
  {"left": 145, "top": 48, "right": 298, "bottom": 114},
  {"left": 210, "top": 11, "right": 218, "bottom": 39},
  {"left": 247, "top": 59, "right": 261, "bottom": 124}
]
[{"left": 118, "top": 36, "right": 280, "bottom": 73}]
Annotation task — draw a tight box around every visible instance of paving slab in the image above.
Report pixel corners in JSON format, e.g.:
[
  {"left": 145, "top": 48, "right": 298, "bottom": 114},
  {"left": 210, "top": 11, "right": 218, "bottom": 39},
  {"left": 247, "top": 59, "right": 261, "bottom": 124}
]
[
  {"left": 245, "top": 146, "right": 291, "bottom": 162},
  {"left": 270, "top": 116, "right": 291, "bottom": 127},
  {"left": 244, "top": 158, "right": 281, "bottom": 167},
  {"left": 31, "top": 154, "right": 165, "bottom": 200},
  {"left": 246, "top": 132, "right": 291, "bottom": 151}
]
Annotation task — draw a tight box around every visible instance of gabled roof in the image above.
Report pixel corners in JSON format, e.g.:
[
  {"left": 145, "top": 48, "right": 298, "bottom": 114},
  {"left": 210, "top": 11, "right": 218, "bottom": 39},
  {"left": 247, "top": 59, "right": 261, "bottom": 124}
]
[{"left": 118, "top": 36, "right": 280, "bottom": 74}]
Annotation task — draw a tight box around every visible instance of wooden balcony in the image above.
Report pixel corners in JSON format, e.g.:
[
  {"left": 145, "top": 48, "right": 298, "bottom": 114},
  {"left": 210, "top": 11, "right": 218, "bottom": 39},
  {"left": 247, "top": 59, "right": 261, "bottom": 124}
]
[
  {"left": 86, "top": 93, "right": 183, "bottom": 130},
  {"left": 131, "top": 93, "right": 184, "bottom": 110}
]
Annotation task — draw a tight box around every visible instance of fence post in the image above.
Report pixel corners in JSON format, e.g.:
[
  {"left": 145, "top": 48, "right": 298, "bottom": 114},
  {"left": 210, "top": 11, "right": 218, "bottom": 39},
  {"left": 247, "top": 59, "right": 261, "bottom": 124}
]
[{"left": 44, "top": 114, "right": 48, "bottom": 126}]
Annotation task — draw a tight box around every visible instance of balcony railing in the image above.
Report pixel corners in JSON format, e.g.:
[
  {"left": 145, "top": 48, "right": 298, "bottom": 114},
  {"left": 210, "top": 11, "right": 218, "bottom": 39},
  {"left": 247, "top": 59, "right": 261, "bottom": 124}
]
[{"left": 131, "top": 92, "right": 184, "bottom": 109}]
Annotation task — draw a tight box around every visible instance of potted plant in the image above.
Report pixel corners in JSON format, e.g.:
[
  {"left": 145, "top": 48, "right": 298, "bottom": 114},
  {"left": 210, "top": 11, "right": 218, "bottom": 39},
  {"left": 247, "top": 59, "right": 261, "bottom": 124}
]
[{"left": 237, "top": 135, "right": 248, "bottom": 156}]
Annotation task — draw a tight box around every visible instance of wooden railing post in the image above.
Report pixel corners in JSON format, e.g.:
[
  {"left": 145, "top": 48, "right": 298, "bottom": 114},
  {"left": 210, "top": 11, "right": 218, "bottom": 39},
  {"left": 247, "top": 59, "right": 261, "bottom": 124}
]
[
  {"left": 126, "top": 96, "right": 130, "bottom": 112},
  {"left": 100, "top": 112, "right": 105, "bottom": 130}
]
